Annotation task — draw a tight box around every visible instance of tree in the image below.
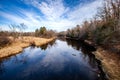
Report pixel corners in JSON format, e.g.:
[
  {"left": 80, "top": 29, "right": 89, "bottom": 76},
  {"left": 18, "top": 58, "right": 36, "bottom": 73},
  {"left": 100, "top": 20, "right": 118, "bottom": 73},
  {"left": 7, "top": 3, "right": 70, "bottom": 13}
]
[
  {"left": 9, "top": 23, "right": 27, "bottom": 40},
  {"left": 35, "top": 28, "right": 39, "bottom": 36},
  {"left": 35, "top": 26, "right": 56, "bottom": 38},
  {"left": 39, "top": 27, "right": 46, "bottom": 35},
  {"left": 18, "top": 23, "right": 27, "bottom": 38},
  {"left": 9, "top": 24, "right": 19, "bottom": 40},
  {"left": 19, "top": 23, "right": 27, "bottom": 32}
]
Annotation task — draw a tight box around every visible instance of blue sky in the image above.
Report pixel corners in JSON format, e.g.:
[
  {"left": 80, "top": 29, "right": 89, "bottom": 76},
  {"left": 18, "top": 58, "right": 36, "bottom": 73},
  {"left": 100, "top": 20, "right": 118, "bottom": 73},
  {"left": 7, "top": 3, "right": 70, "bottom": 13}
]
[{"left": 0, "top": 0, "right": 103, "bottom": 32}]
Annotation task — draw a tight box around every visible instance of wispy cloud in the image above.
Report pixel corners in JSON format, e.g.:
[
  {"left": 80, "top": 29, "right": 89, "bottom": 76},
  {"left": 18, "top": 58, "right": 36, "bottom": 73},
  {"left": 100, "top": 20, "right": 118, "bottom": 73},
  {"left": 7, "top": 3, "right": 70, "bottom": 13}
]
[
  {"left": 34, "top": 0, "right": 69, "bottom": 20},
  {"left": 0, "top": 9, "right": 42, "bottom": 31},
  {"left": 67, "top": 0, "right": 103, "bottom": 24},
  {"left": 0, "top": 0, "right": 103, "bottom": 32}
]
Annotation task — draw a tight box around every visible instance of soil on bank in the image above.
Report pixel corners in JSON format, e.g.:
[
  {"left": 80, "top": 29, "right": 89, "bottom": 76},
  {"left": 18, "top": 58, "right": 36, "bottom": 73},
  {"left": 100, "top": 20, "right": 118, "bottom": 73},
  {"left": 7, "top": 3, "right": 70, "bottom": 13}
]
[
  {"left": 84, "top": 39, "right": 120, "bottom": 80},
  {"left": 93, "top": 47, "right": 120, "bottom": 80}
]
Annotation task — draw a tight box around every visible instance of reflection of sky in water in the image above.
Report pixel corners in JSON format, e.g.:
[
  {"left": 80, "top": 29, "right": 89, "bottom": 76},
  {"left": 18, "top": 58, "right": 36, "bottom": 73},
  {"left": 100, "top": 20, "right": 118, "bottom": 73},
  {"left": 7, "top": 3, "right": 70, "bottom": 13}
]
[{"left": 0, "top": 40, "right": 99, "bottom": 80}]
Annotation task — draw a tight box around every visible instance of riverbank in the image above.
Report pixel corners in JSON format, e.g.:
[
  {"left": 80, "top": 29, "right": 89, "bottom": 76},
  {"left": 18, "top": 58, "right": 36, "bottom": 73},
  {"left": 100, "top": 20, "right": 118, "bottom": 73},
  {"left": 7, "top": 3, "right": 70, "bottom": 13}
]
[
  {"left": 93, "top": 47, "right": 120, "bottom": 80},
  {"left": 66, "top": 38, "right": 120, "bottom": 80},
  {"left": 84, "top": 39, "right": 120, "bottom": 80},
  {"left": 0, "top": 36, "right": 55, "bottom": 59}
]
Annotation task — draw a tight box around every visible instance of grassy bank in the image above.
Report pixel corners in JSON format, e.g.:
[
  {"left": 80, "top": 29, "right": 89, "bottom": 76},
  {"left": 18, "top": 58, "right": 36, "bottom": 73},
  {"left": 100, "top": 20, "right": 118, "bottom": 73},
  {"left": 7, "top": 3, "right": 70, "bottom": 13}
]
[
  {"left": 0, "top": 36, "right": 55, "bottom": 59},
  {"left": 93, "top": 48, "right": 120, "bottom": 80}
]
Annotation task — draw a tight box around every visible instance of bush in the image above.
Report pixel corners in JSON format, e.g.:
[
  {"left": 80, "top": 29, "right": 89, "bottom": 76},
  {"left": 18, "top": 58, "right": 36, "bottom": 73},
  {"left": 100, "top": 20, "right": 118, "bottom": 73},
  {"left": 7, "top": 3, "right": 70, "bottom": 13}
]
[
  {"left": 30, "top": 41, "right": 35, "bottom": 46},
  {"left": 0, "top": 36, "right": 11, "bottom": 48}
]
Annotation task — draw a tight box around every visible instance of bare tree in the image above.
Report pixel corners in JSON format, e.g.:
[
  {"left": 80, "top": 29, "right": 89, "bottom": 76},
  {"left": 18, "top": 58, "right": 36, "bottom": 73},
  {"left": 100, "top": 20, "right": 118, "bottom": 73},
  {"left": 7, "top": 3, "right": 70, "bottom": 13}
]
[
  {"left": 9, "top": 24, "right": 19, "bottom": 40},
  {"left": 18, "top": 23, "right": 27, "bottom": 38}
]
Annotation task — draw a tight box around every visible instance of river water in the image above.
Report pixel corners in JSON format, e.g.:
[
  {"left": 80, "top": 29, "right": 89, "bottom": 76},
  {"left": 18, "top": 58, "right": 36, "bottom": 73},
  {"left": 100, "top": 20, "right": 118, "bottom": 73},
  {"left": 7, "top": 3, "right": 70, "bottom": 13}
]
[{"left": 0, "top": 39, "right": 106, "bottom": 80}]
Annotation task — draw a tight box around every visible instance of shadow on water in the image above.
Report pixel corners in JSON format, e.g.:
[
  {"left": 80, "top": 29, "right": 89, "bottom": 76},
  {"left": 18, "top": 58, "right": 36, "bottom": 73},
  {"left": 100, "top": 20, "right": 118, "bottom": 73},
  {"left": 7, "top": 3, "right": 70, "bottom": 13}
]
[
  {"left": 65, "top": 39, "right": 108, "bottom": 80},
  {"left": 0, "top": 39, "right": 107, "bottom": 80},
  {"left": 40, "top": 40, "right": 56, "bottom": 50},
  {"left": 30, "top": 39, "right": 56, "bottom": 50}
]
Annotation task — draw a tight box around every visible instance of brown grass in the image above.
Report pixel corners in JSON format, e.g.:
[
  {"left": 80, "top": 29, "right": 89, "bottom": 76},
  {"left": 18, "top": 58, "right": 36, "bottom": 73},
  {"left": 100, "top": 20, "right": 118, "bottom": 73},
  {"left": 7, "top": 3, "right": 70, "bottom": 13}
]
[
  {"left": 0, "top": 36, "right": 55, "bottom": 58},
  {"left": 93, "top": 48, "right": 120, "bottom": 80}
]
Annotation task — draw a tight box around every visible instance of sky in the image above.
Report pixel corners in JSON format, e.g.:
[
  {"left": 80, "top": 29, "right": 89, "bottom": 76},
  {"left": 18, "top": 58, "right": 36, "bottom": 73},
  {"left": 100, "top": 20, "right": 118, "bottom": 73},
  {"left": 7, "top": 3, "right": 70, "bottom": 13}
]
[{"left": 0, "top": 0, "right": 103, "bottom": 32}]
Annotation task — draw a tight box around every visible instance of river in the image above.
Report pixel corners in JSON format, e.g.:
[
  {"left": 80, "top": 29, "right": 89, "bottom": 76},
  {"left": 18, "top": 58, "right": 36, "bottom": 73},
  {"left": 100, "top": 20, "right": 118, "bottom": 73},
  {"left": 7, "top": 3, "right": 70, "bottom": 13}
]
[{"left": 0, "top": 39, "right": 106, "bottom": 80}]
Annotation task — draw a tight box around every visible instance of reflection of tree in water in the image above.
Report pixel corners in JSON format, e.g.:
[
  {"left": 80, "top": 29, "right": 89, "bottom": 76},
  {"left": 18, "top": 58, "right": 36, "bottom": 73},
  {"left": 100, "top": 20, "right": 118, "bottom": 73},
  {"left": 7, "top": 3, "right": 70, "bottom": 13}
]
[
  {"left": 66, "top": 39, "right": 97, "bottom": 68},
  {"left": 0, "top": 57, "right": 17, "bottom": 76},
  {"left": 13, "top": 54, "right": 29, "bottom": 64},
  {"left": 66, "top": 39, "right": 82, "bottom": 50},
  {"left": 0, "top": 50, "right": 30, "bottom": 78},
  {"left": 81, "top": 47, "right": 98, "bottom": 68},
  {"left": 40, "top": 40, "right": 56, "bottom": 50},
  {"left": 40, "top": 44, "right": 48, "bottom": 50},
  {"left": 58, "top": 38, "right": 66, "bottom": 41},
  {"left": 1, "top": 51, "right": 29, "bottom": 66},
  {"left": 0, "top": 60, "right": 5, "bottom": 75}
]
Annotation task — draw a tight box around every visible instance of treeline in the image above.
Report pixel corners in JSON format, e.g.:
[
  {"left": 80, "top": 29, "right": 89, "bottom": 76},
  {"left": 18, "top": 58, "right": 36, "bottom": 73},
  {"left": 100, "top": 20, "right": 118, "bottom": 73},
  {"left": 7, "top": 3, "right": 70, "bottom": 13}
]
[
  {"left": 0, "top": 23, "right": 31, "bottom": 48},
  {"left": 35, "top": 27, "right": 56, "bottom": 38},
  {"left": 0, "top": 25, "right": 56, "bottom": 39},
  {"left": 0, "top": 31, "right": 34, "bottom": 37},
  {"left": 66, "top": 0, "right": 120, "bottom": 46},
  {"left": 0, "top": 24, "right": 56, "bottom": 48}
]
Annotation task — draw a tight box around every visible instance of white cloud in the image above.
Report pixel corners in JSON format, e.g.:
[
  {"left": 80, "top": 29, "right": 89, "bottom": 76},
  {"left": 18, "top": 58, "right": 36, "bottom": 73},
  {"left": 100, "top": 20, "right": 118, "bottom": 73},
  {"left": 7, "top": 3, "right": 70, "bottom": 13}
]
[
  {"left": 23, "top": 0, "right": 103, "bottom": 31},
  {"left": 67, "top": 0, "right": 103, "bottom": 21},
  {"left": 0, "top": 0, "right": 103, "bottom": 32},
  {"left": 0, "top": 10, "right": 41, "bottom": 31},
  {"left": 30, "top": 0, "right": 69, "bottom": 21}
]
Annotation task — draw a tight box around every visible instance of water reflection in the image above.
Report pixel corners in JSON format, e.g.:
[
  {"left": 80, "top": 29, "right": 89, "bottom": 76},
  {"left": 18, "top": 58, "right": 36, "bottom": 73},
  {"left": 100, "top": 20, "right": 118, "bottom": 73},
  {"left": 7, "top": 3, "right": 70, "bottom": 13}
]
[
  {"left": 66, "top": 39, "right": 98, "bottom": 70},
  {"left": 0, "top": 39, "right": 105, "bottom": 80},
  {"left": 39, "top": 40, "right": 56, "bottom": 50},
  {"left": 0, "top": 61, "right": 5, "bottom": 75},
  {"left": 66, "top": 39, "right": 107, "bottom": 80}
]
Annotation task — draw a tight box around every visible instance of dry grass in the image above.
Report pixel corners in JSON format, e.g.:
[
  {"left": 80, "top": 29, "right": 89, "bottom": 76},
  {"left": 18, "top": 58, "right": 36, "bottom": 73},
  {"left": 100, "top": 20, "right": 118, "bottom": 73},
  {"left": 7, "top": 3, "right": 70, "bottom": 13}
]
[
  {"left": 93, "top": 48, "right": 120, "bottom": 80},
  {"left": 0, "top": 36, "right": 55, "bottom": 58},
  {"left": 21, "top": 36, "right": 55, "bottom": 46}
]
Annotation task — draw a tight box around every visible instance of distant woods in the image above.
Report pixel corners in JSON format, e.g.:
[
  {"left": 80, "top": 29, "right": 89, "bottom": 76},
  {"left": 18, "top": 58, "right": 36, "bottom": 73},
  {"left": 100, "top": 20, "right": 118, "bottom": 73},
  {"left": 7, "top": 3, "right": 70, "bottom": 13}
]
[
  {"left": 65, "top": 0, "right": 120, "bottom": 46},
  {"left": 35, "top": 27, "right": 56, "bottom": 38},
  {"left": 0, "top": 25, "right": 56, "bottom": 39},
  {"left": 0, "top": 24, "right": 56, "bottom": 48}
]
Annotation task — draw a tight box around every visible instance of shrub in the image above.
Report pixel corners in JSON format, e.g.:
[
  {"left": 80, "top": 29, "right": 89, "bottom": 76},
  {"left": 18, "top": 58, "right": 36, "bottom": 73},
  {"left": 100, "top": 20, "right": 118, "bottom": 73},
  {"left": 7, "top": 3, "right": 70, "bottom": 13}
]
[
  {"left": 30, "top": 41, "right": 35, "bottom": 46},
  {"left": 0, "top": 36, "right": 11, "bottom": 48}
]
